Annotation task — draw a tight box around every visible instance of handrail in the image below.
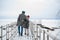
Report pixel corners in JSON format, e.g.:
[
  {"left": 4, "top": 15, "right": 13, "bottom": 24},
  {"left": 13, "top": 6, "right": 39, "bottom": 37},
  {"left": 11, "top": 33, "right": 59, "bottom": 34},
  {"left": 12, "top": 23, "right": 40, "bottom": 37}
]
[
  {"left": 29, "top": 21, "right": 60, "bottom": 40},
  {"left": 0, "top": 22, "right": 17, "bottom": 40},
  {"left": 37, "top": 24, "right": 60, "bottom": 40},
  {"left": 37, "top": 24, "right": 54, "bottom": 31}
]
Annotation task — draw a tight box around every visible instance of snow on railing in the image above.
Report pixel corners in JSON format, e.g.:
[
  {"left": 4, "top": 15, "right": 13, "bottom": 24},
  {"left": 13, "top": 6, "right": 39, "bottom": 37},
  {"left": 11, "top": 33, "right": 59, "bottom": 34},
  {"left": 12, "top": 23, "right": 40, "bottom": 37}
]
[
  {"left": 0, "top": 21, "right": 60, "bottom": 40},
  {"left": 30, "top": 21, "right": 60, "bottom": 40},
  {"left": 0, "top": 22, "right": 17, "bottom": 40}
]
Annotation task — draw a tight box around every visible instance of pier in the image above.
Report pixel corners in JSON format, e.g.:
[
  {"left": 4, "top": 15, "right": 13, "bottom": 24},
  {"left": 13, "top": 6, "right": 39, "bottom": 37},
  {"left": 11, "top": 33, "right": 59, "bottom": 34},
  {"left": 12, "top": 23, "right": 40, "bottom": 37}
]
[{"left": 0, "top": 21, "right": 60, "bottom": 40}]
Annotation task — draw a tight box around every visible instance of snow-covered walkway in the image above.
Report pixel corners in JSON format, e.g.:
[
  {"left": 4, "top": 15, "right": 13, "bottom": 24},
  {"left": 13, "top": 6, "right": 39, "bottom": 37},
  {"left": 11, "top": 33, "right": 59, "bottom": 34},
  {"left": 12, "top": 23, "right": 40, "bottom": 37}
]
[{"left": 13, "top": 28, "right": 33, "bottom": 40}]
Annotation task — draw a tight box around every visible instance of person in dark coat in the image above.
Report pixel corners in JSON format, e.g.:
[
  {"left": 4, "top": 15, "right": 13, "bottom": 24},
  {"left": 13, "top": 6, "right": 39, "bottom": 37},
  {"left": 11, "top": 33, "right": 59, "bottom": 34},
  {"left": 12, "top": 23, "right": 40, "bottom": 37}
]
[
  {"left": 24, "top": 15, "right": 30, "bottom": 36},
  {"left": 17, "top": 11, "right": 27, "bottom": 36}
]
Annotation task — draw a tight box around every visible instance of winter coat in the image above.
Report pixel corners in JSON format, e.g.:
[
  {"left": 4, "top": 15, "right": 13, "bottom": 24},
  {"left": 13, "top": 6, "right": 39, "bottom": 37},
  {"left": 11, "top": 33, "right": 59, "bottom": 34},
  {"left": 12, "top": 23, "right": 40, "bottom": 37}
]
[
  {"left": 22, "top": 19, "right": 29, "bottom": 29},
  {"left": 17, "top": 14, "right": 27, "bottom": 26},
  {"left": 22, "top": 16, "right": 29, "bottom": 29}
]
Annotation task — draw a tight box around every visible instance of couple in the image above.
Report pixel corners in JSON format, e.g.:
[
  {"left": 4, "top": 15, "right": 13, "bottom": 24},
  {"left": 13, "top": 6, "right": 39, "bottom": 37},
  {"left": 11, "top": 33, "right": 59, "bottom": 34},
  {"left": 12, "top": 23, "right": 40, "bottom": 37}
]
[{"left": 17, "top": 11, "right": 30, "bottom": 36}]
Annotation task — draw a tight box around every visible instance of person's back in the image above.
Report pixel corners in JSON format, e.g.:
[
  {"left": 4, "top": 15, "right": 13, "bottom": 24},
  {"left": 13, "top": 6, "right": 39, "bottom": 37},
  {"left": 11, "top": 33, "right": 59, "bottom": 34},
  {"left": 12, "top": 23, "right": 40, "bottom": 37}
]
[
  {"left": 17, "top": 11, "right": 26, "bottom": 36},
  {"left": 17, "top": 11, "right": 26, "bottom": 26}
]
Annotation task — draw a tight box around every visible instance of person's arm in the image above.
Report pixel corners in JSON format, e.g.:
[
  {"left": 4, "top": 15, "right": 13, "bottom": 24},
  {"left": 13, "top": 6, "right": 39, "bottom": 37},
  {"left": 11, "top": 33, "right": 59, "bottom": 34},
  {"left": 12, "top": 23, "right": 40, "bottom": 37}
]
[{"left": 16, "top": 14, "right": 20, "bottom": 26}]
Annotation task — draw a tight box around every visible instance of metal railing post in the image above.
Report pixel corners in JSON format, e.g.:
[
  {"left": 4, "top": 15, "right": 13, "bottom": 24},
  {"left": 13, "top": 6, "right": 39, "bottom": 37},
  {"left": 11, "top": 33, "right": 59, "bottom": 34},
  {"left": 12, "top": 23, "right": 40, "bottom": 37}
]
[
  {"left": 5, "top": 25, "right": 7, "bottom": 40},
  {"left": 34, "top": 24, "right": 38, "bottom": 40},
  {"left": 11, "top": 25, "right": 13, "bottom": 39},
  {"left": 0, "top": 26, "right": 3, "bottom": 40},
  {"left": 6, "top": 25, "right": 9, "bottom": 40},
  {"left": 47, "top": 30, "right": 49, "bottom": 40},
  {"left": 37, "top": 25, "right": 38, "bottom": 40},
  {"left": 37, "top": 24, "right": 42, "bottom": 40},
  {"left": 43, "top": 30, "right": 45, "bottom": 40}
]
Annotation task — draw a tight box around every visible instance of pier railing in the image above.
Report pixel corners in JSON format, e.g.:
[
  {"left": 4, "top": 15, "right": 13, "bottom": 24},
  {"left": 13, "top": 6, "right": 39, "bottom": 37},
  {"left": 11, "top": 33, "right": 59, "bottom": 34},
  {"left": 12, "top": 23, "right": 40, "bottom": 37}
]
[
  {"left": 30, "top": 22, "right": 60, "bottom": 40},
  {"left": 0, "top": 21, "right": 60, "bottom": 40},
  {"left": 0, "top": 22, "right": 18, "bottom": 40}
]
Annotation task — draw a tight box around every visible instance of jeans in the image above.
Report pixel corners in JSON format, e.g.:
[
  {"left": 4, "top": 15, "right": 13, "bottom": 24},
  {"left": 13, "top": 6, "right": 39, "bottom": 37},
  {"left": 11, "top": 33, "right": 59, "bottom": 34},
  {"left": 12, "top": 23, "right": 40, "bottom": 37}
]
[{"left": 18, "top": 26, "right": 23, "bottom": 36}]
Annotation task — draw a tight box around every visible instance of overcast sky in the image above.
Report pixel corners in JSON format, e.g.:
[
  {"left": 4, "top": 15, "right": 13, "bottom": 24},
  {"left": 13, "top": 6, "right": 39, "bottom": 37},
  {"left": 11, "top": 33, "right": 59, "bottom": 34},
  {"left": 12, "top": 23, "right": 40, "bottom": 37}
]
[{"left": 0, "top": 0, "right": 60, "bottom": 19}]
